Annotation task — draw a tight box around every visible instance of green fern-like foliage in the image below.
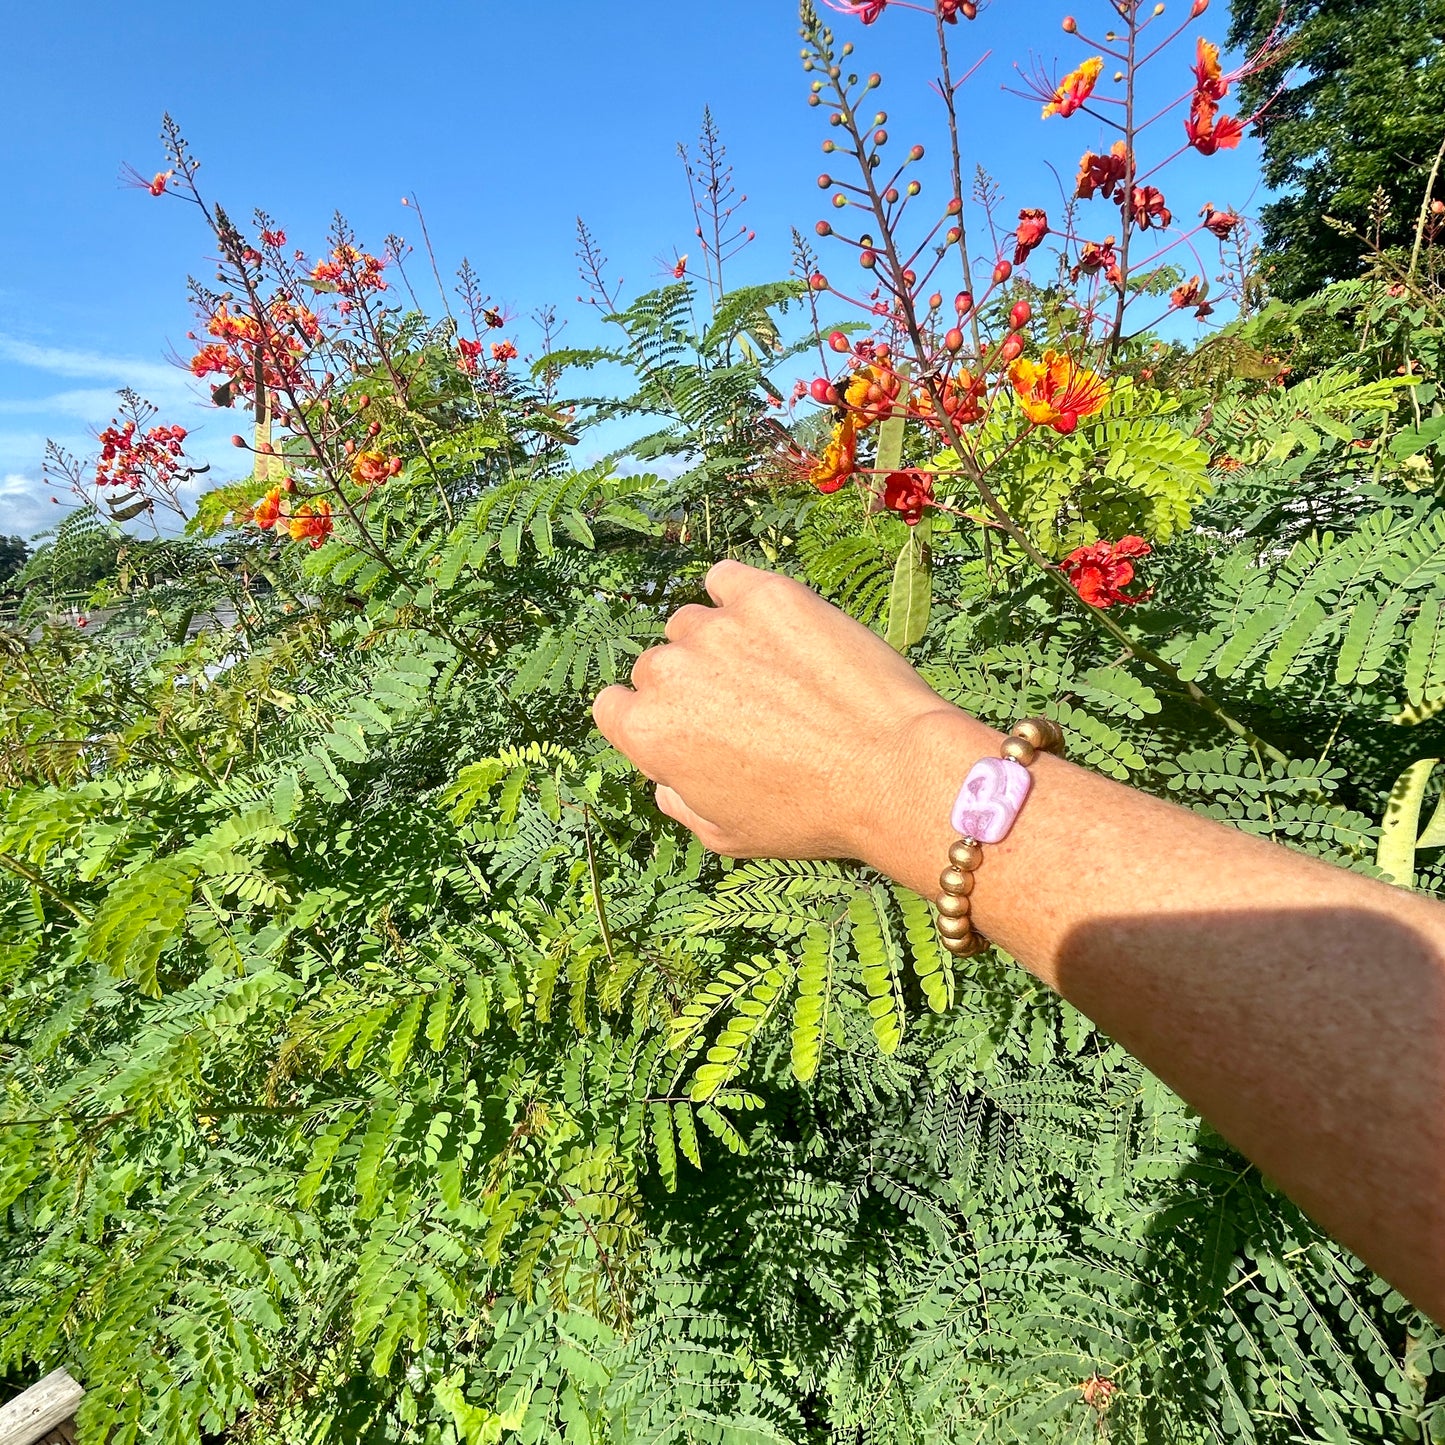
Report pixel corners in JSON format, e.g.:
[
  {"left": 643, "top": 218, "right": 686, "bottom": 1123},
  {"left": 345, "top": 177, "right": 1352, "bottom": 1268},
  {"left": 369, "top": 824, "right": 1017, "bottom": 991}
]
[{"left": 1, "top": 254, "right": 1442, "bottom": 1445}]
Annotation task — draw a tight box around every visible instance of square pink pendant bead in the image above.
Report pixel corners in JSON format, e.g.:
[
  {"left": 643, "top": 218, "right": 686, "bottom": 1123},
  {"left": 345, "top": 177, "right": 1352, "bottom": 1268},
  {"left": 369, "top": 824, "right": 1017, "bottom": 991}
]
[{"left": 950, "top": 756, "right": 1033, "bottom": 844}]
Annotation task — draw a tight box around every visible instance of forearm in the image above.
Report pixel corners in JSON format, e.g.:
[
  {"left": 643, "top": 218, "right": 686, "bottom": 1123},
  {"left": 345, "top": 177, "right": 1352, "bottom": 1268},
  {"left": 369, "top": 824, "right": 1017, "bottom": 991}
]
[{"left": 868, "top": 705, "right": 1445, "bottom": 1320}]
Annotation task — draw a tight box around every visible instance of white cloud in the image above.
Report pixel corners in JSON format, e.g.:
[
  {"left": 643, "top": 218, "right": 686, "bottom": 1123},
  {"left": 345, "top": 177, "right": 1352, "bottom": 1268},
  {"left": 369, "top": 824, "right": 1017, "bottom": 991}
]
[
  {"left": 0, "top": 472, "right": 61, "bottom": 541},
  {"left": 0, "top": 388, "right": 150, "bottom": 421},
  {"left": 0, "top": 336, "right": 187, "bottom": 397}
]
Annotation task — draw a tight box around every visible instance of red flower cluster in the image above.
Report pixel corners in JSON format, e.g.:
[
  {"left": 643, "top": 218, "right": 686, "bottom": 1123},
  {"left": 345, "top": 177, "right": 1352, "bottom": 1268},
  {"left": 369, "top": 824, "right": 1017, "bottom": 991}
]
[
  {"left": 1185, "top": 38, "right": 1246, "bottom": 155},
  {"left": 94, "top": 419, "right": 189, "bottom": 492},
  {"left": 260, "top": 228, "right": 287, "bottom": 248},
  {"left": 309, "top": 244, "right": 388, "bottom": 296},
  {"left": 1060, "top": 536, "right": 1152, "bottom": 607},
  {"left": 189, "top": 299, "right": 319, "bottom": 398},
  {"left": 458, "top": 337, "right": 483, "bottom": 375},
  {"left": 491, "top": 339, "right": 518, "bottom": 362},
  {"left": 882, "top": 469, "right": 933, "bottom": 525}
]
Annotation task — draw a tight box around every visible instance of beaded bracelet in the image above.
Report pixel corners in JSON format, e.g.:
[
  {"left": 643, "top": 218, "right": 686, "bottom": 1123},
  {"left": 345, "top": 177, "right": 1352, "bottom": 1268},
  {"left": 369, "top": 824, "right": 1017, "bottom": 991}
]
[{"left": 935, "top": 716, "right": 1065, "bottom": 957}]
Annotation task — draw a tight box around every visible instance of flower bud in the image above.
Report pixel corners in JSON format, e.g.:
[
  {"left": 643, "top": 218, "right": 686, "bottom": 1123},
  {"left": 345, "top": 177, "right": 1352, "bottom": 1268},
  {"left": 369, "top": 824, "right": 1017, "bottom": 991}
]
[
  {"left": 809, "top": 272, "right": 829, "bottom": 291},
  {"left": 833, "top": 193, "right": 849, "bottom": 208},
  {"left": 388, "top": 455, "right": 404, "bottom": 475},
  {"left": 344, "top": 439, "right": 356, "bottom": 455},
  {"left": 1055, "top": 409, "right": 1079, "bottom": 434},
  {"left": 1009, "top": 300, "right": 1032, "bottom": 330},
  {"left": 993, "top": 260, "right": 1013, "bottom": 284},
  {"left": 928, "top": 292, "right": 943, "bottom": 310},
  {"left": 902, "top": 268, "right": 917, "bottom": 288},
  {"left": 946, "top": 227, "right": 962, "bottom": 245},
  {"left": 230, "top": 434, "right": 246, "bottom": 447},
  {"left": 874, "top": 128, "right": 888, "bottom": 145},
  {"left": 860, "top": 249, "right": 877, "bottom": 269},
  {"left": 818, "top": 173, "right": 832, "bottom": 188},
  {"left": 1063, "top": 15, "right": 1077, "bottom": 30},
  {"left": 867, "top": 72, "right": 881, "bottom": 88},
  {"left": 368, "top": 420, "right": 381, "bottom": 435},
  {"left": 816, "top": 220, "right": 833, "bottom": 236},
  {"left": 829, "top": 330, "right": 850, "bottom": 352},
  {"left": 810, "top": 377, "right": 836, "bottom": 404},
  {"left": 909, "top": 144, "right": 925, "bottom": 161},
  {"left": 907, "top": 180, "right": 922, "bottom": 197},
  {"left": 944, "top": 328, "right": 965, "bottom": 353},
  {"left": 281, "top": 475, "right": 297, "bottom": 493},
  {"left": 999, "top": 334, "right": 1025, "bottom": 363},
  {"left": 884, "top": 187, "right": 900, "bottom": 204},
  {"left": 946, "top": 197, "right": 963, "bottom": 216},
  {"left": 956, "top": 291, "right": 974, "bottom": 317}
]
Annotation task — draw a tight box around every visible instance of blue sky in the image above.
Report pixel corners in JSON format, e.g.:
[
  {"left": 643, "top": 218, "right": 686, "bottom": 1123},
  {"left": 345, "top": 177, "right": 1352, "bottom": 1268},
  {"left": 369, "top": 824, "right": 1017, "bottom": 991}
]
[{"left": 0, "top": 0, "right": 1265, "bottom": 541}]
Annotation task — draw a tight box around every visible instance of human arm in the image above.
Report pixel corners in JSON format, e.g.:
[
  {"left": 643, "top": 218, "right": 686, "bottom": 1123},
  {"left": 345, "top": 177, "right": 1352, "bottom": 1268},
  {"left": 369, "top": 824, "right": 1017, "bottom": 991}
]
[{"left": 592, "top": 559, "right": 1445, "bottom": 1322}]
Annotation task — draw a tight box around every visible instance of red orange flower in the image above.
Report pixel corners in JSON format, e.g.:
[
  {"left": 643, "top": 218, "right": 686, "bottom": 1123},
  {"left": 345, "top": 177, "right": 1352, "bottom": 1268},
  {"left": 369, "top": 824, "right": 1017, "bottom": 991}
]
[
  {"left": 351, "top": 451, "right": 400, "bottom": 487},
  {"left": 1192, "top": 38, "right": 1229, "bottom": 100},
  {"left": 288, "top": 500, "right": 334, "bottom": 549},
  {"left": 1042, "top": 57, "right": 1102, "bottom": 119},
  {"left": 491, "top": 339, "right": 518, "bottom": 362},
  {"left": 1200, "top": 203, "right": 1241, "bottom": 239},
  {"left": 807, "top": 416, "right": 858, "bottom": 493},
  {"left": 253, "top": 487, "right": 284, "bottom": 531},
  {"left": 1185, "top": 94, "right": 1246, "bottom": 155},
  {"left": 458, "top": 337, "right": 483, "bottom": 374},
  {"left": 309, "top": 245, "right": 388, "bottom": 296},
  {"left": 1071, "top": 237, "right": 1122, "bottom": 288},
  {"left": 843, "top": 363, "right": 902, "bottom": 425},
  {"left": 1125, "top": 185, "right": 1173, "bottom": 230},
  {"left": 1013, "top": 208, "right": 1050, "bottom": 265},
  {"left": 1170, "top": 275, "right": 1214, "bottom": 318},
  {"left": 1076, "top": 143, "right": 1130, "bottom": 202},
  {"left": 1060, "top": 536, "right": 1151, "bottom": 607},
  {"left": 1009, "top": 350, "right": 1109, "bottom": 434},
  {"left": 148, "top": 171, "right": 173, "bottom": 197},
  {"left": 882, "top": 469, "right": 933, "bottom": 525},
  {"left": 913, "top": 372, "right": 987, "bottom": 430}
]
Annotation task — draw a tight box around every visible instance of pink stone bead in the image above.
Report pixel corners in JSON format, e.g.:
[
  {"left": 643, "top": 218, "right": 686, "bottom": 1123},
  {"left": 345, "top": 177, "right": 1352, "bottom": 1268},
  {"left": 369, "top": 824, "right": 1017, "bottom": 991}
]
[{"left": 950, "top": 756, "right": 1032, "bottom": 844}]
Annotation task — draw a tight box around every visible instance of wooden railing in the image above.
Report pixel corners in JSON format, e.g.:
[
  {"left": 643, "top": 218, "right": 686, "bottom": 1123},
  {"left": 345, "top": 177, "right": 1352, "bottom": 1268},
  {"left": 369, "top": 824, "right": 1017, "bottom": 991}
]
[{"left": 0, "top": 1371, "right": 83, "bottom": 1445}]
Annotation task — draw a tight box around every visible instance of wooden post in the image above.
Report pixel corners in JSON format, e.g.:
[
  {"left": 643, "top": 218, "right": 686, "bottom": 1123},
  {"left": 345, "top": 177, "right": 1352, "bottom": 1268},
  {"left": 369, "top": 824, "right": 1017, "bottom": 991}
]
[{"left": 0, "top": 1370, "right": 84, "bottom": 1445}]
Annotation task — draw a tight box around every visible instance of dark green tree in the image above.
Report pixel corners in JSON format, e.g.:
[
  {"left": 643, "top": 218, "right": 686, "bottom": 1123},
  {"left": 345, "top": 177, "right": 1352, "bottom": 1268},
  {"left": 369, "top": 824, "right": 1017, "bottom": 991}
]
[
  {"left": 0, "top": 536, "right": 27, "bottom": 593},
  {"left": 1230, "top": 0, "right": 1445, "bottom": 298}
]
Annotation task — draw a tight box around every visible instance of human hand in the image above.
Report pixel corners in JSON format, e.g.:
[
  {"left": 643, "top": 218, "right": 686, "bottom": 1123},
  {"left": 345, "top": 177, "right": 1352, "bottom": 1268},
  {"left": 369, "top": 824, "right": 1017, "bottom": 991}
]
[{"left": 592, "top": 559, "right": 973, "bottom": 864}]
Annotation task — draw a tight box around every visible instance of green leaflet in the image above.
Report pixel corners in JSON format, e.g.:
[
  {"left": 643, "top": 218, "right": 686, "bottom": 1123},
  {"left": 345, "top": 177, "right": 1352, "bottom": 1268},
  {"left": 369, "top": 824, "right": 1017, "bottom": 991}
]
[
  {"left": 1377, "top": 758, "right": 1438, "bottom": 886},
  {"left": 885, "top": 516, "right": 932, "bottom": 652}
]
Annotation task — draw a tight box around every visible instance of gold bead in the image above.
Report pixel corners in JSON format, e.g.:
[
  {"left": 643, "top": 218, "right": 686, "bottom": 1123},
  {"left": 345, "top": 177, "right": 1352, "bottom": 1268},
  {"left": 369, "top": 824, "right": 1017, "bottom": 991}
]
[
  {"left": 939, "top": 866, "right": 975, "bottom": 897},
  {"left": 1000, "top": 736, "right": 1036, "bottom": 766},
  {"left": 1011, "top": 717, "right": 1051, "bottom": 750},
  {"left": 936, "top": 891, "right": 972, "bottom": 920},
  {"left": 1031, "top": 716, "right": 1067, "bottom": 756},
  {"left": 942, "top": 930, "right": 986, "bottom": 957},
  {"left": 937, "top": 914, "right": 974, "bottom": 942},
  {"left": 948, "top": 839, "right": 984, "bottom": 871}
]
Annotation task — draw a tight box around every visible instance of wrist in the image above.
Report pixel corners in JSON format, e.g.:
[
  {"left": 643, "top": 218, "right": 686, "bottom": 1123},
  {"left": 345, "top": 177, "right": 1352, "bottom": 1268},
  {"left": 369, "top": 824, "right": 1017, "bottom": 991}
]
[{"left": 855, "top": 704, "right": 1003, "bottom": 898}]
